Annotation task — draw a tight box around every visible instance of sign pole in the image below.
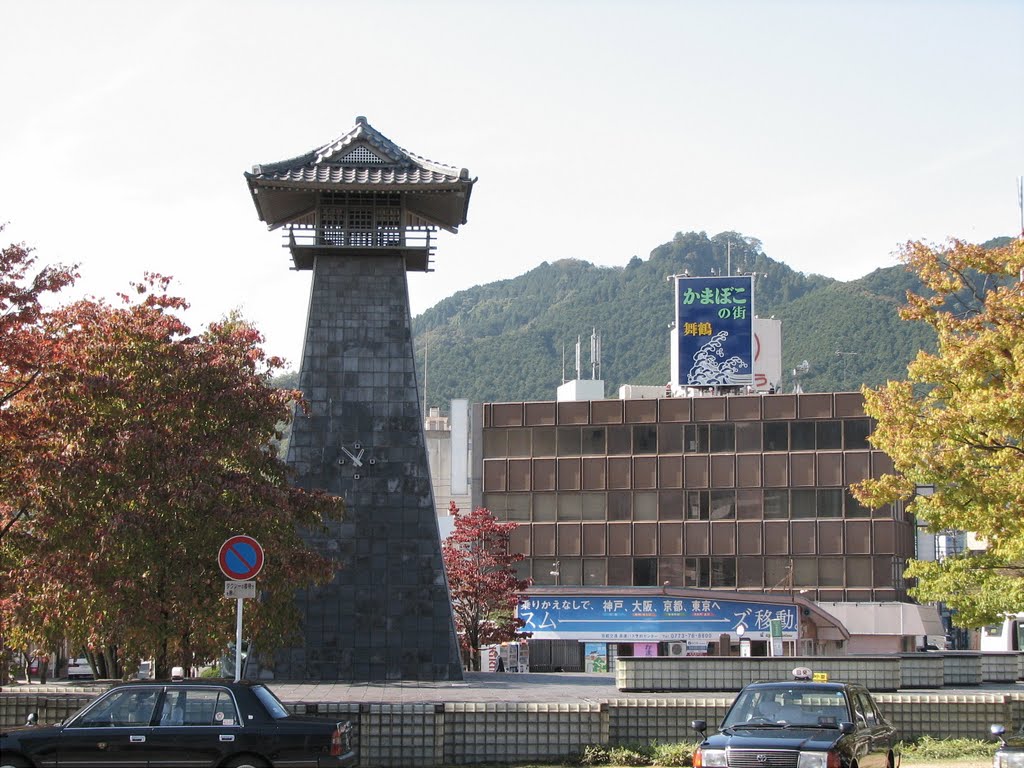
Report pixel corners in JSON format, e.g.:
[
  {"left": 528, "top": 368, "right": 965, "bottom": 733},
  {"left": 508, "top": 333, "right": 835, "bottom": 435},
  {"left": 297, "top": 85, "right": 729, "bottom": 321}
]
[
  {"left": 234, "top": 596, "right": 244, "bottom": 682},
  {"left": 218, "top": 535, "right": 264, "bottom": 683}
]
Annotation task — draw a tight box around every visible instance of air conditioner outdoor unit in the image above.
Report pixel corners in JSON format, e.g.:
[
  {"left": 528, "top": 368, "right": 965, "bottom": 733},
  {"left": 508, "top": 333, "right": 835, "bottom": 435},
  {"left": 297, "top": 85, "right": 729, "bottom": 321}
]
[{"left": 667, "top": 641, "right": 687, "bottom": 657}]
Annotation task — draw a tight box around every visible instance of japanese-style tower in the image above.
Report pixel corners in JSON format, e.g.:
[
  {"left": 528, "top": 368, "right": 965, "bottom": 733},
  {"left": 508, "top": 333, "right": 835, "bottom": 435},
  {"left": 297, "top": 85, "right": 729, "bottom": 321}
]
[{"left": 245, "top": 117, "right": 475, "bottom": 680}]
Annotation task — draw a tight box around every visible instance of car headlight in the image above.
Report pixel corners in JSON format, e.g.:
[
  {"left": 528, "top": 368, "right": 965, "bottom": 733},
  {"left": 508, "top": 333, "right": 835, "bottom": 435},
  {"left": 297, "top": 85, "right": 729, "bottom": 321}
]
[
  {"left": 798, "top": 751, "right": 840, "bottom": 768},
  {"left": 694, "top": 748, "right": 728, "bottom": 767},
  {"left": 995, "top": 752, "right": 1024, "bottom": 768}
]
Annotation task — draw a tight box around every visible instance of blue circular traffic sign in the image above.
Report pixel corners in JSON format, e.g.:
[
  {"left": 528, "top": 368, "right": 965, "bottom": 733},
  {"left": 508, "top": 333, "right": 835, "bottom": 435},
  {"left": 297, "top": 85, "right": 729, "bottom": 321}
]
[{"left": 218, "top": 535, "right": 264, "bottom": 580}]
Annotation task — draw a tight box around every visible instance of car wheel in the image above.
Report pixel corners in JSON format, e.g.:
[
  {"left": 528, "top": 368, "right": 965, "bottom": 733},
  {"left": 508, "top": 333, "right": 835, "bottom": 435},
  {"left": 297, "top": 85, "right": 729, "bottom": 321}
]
[
  {"left": 1, "top": 756, "right": 31, "bottom": 768},
  {"left": 223, "top": 756, "right": 269, "bottom": 768}
]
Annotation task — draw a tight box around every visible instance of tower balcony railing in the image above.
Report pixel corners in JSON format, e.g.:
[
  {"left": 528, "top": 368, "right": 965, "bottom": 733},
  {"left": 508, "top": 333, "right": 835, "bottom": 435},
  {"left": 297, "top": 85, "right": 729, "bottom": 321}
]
[{"left": 284, "top": 225, "right": 436, "bottom": 272}]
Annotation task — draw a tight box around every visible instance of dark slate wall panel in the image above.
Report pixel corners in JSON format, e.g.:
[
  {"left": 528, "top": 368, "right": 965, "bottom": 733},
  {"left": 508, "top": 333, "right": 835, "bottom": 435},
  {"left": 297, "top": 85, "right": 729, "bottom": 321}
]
[{"left": 277, "top": 254, "right": 463, "bottom": 681}]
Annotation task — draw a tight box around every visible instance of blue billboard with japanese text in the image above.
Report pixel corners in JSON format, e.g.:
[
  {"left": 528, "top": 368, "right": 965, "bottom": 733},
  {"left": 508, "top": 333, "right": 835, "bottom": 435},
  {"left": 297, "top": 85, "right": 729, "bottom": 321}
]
[
  {"left": 675, "top": 275, "right": 754, "bottom": 387},
  {"left": 517, "top": 595, "right": 798, "bottom": 643}
]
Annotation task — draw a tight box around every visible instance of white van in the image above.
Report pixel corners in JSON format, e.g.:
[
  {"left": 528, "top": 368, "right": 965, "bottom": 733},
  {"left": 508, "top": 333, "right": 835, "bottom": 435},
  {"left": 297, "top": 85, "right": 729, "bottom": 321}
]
[
  {"left": 980, "top": 613, "right": 1024, "bottom": 652},
  {"left": 66, "top": 657, "right": 93, "bottom": 680}
]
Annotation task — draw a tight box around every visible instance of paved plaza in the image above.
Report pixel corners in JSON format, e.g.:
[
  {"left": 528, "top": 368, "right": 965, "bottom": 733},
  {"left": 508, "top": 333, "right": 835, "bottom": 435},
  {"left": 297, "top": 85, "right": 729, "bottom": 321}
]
[
  {"left": 270, "top": 671, "right": 622, "bottom": 704},
  {"left": 9, "top": 672, "right": 1024, "bottom": 705},
  {"left": 266, "top": 671, "right": 1024, "bottom": 705}
]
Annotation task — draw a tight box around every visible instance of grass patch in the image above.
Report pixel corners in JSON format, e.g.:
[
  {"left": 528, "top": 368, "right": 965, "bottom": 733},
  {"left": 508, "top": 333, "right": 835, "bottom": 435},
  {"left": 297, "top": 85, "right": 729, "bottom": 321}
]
[
  {"left": 897, "top": 736, "right": 997, "bottom": 760},
  {"left": 574, "top": 741, "right": 699, "bottom": 767}
]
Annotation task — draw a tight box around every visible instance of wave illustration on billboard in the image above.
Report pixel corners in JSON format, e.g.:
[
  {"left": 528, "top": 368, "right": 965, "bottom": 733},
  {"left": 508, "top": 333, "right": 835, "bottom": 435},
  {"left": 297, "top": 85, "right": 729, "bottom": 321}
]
[{"left": 676, "top": 275, "right": 754, "bottom": 388}]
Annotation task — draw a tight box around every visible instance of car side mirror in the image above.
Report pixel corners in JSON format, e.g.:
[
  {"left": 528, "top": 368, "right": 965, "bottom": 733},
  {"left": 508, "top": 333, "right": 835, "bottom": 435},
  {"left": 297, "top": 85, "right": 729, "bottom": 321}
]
[
  {"left": 838, "top": 721, "right": 855, "bottom": 735},
  {"left": 691, "top": 719, "right": 707, "bottom": 736},
  {"left": 26, "top": 712, "right": 38, "bottom": 726},
  {"left": 992, "top": 724, "right": 1008, "bottom": 745}
]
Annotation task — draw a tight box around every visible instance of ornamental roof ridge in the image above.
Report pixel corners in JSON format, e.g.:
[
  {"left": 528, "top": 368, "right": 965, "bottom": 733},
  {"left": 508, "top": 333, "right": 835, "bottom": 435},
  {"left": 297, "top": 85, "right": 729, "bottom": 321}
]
[{"left": 250, "top": 116, "right": 468, "bottom": 181}]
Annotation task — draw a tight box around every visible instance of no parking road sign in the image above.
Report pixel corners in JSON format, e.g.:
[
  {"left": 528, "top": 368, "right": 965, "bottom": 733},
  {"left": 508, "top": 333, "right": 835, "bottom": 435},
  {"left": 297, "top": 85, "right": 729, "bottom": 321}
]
[{"left": 218, "top": 535, "right": 264, "bottom": 581}]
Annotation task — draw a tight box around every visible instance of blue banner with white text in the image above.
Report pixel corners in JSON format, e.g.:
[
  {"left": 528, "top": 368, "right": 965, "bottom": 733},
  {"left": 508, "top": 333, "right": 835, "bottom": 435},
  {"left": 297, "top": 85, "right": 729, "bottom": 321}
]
[{"left": 518, "top": 595, "right": 798, "bottom": 642}]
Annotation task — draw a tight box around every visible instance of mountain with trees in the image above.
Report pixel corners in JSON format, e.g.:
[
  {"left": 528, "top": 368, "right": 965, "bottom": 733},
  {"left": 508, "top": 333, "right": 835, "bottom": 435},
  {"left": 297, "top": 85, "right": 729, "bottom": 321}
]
[{"left": 411, "top": 230, "right": 967, "bottom": 410}]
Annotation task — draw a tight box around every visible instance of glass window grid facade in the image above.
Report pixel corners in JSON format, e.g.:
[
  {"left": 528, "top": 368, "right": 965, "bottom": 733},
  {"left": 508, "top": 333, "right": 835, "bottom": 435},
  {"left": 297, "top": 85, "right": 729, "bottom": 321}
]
[
  {"left": 481, "top": 400, "right": 907, "bottom": 599},
  {"left": 486, "top": 418, "right": 874, "bottom": 457}
]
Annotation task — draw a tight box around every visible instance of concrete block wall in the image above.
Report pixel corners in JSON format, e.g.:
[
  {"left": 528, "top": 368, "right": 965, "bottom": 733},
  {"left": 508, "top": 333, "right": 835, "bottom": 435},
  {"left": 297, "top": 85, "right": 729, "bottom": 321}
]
[
  {"left": 615, "top": 656, "right": 902, "bottom": 692},
  {"left": 443, "top": 703, "right": 607, "bottom": 765},
  {"left": 899, "top": 654, "right": 945, "bottom": 688},
  {"left": 0, "top": 694, "right": 92, "bottom": 727},
  {"left": 982, "top": 653, "right": 1019, "bottom": 683},
  {"left": 6, "top": 688, "right": 1024, "bottom": 766},
  {"left": 361, "top": 704, "right": 445, "bottom": 767},
  {"left": 876, "top": 693, "right": 1016, "bottom": 740},
  {"left": 943, "top": 653, "right": 983, "bottom": 686},
  {"left": 606, "top": 697, "right": 733, "bottom": 744}
]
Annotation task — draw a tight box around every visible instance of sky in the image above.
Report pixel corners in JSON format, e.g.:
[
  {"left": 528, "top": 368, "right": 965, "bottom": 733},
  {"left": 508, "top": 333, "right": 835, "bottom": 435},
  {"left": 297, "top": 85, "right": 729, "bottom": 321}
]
[{"left": 2, "top": 0, "right": 1021, "bottom": 369}]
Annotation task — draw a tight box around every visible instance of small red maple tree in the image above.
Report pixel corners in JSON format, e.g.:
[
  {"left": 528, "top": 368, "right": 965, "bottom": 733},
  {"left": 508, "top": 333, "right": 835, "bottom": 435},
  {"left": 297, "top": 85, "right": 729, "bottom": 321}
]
[
  {"left": 0, "top": 229, "right": 77, "bottom": 542},
  {"left": 442, "top": 501, "right": 530, "bottom": 670}
]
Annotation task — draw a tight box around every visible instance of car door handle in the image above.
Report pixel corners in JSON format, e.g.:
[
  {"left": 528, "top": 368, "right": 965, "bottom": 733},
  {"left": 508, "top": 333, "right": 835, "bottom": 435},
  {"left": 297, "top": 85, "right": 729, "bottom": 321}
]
[
  {"left": 220, "top": 734, "right": 235, "bottom": 742},
  {"left": 130, "top": 735, "right": 146, "bottom": 743}
]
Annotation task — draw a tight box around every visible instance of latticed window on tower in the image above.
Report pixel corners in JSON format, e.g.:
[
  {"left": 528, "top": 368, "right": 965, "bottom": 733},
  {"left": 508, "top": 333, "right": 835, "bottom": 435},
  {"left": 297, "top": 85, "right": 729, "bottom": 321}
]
[
  {"left": 340, "top": 146, "right": 386, "bottom": 164},
  {"left": 317, "top": 192, "right": 404, "bottom": 247},
  {"left": 347, "top": 208, "right": 374, "bottom": 246}
]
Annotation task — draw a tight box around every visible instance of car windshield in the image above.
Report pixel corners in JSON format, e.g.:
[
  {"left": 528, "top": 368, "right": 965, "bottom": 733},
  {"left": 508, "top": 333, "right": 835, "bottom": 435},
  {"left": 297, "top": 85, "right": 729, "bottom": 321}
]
[
  {"left": 252, "top": 684, "right": 290, "bottom": 720},
  {"left": 722, "top": 686, "right": 850, "bottom": 728}
]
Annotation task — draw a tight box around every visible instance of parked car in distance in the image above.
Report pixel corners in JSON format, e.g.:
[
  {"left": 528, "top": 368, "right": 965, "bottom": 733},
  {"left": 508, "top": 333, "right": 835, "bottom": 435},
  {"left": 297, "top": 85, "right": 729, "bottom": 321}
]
[
  {"left": 991, "top": 723, "right": 1024, "bottom": 767},
  {"left": 1, "top": 678, "right": 355, "bottom": 768},
  {"left": 65, "top": 657, "right": 93, "bottom": 680},
  {"left": 691, "top": 666, "right": 898, "bottom": 768}
]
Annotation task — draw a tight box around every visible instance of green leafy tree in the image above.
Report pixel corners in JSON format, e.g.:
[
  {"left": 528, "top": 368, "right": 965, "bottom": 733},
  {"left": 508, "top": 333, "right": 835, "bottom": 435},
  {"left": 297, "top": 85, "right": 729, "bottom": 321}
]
[
  {"left": 442, "top": 502, "right": 530, "bottom": 670},
  {"left": 0, "top": 275, "right": 344, "bottom": 678},
  {"left": 852, "top": 238, "right": 1024, "bottom": 627}
]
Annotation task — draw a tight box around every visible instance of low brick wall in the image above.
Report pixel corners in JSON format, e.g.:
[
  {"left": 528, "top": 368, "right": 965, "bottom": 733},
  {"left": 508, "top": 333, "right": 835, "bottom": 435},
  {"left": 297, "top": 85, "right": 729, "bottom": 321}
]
[
  {"left": 615, "top": 655, "right": 902, "bottom": 692},
  {"left": 605, "top": 696, "right": 733, "bottom": 744},
  {"left": 899, "top": 654, "right": 945, "bottom": 688},
  {"left": 0, "top": 692, "right": 94, "bottom": 728},
  {"left": 5, "top": 687, "right": 1024, "bottom": 766},
  {"left": 944, "top": 652, "right": 984, "bottom": 686},
  {"left": 982, "top": 653, "right": 1019, "bottom": 683},
  {"left": 615, "top": 653, "right": 1023, "bottom": 692}
]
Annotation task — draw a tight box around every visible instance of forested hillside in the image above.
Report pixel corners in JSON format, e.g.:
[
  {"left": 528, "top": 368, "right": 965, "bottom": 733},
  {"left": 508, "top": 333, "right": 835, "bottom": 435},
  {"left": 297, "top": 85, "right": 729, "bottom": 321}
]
[{"left": 410, "top": 230, "right": 942, "bottom": 410}]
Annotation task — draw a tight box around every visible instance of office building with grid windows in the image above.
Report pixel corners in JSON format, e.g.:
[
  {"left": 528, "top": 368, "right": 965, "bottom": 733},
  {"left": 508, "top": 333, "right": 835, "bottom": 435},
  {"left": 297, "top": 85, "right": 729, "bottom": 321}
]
[{"left": 475, "top": 391, "right": 915, "bottom": 603}]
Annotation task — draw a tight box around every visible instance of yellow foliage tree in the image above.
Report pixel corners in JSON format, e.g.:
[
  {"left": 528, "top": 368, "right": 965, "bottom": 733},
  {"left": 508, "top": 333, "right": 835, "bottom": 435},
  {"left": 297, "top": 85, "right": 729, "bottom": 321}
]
[{"left": 852, "top": 237, "right": 1024, "bottom": 627}]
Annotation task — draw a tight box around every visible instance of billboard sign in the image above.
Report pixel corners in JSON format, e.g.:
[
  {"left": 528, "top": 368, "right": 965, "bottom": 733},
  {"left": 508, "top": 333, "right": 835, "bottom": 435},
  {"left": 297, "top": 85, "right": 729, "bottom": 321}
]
[
  {"left": 675, "top": 275, "right": 754, "bottom": 388},
  {"left": 517, "top": 595, "right": 798, "bottom": 643},
  {"left": 752, "top": 317, "right": 782, "bottom": 391}
]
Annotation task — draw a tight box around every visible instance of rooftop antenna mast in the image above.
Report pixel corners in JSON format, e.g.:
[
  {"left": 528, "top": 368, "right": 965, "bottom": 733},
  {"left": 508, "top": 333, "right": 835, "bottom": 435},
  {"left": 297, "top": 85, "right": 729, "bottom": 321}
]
[
  {"left": 561, "top": 344, "right": 567, "bottom": 384},
  {"left": 590, "top": 328, "right": 602, "bottom": 380},
  {"left": 575, "top": 335, "right": 582, "bottom": 380}
]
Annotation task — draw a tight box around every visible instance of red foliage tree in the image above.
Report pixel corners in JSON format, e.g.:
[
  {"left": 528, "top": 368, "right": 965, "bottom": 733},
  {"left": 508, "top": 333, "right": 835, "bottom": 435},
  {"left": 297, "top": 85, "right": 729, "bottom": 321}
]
[
  {"left": 0, "top": 274, "right": 343, "bottom": 678},
  {"left": 0, "top": 228, "right": 77, "bottom": 541},
  {"left": 442, "top": 501, "right": 530, "bottom": 670}
]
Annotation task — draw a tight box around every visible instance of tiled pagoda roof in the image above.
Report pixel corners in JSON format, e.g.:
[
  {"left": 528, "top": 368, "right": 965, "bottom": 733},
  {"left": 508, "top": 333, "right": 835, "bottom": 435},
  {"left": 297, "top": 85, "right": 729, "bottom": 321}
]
[{"left": 245, "top": 116, "right": 475, "bottom": 231}]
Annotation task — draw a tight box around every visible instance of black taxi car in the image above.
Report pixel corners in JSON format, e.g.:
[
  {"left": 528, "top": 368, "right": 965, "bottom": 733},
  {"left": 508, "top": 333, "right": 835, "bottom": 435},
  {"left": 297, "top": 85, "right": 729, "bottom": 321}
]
[
  {"left": 691, "top": 667, "right": 898, "bottom": 768},
  {"left": 0, "top": 678, "right": 355, "bottom": 768}
]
